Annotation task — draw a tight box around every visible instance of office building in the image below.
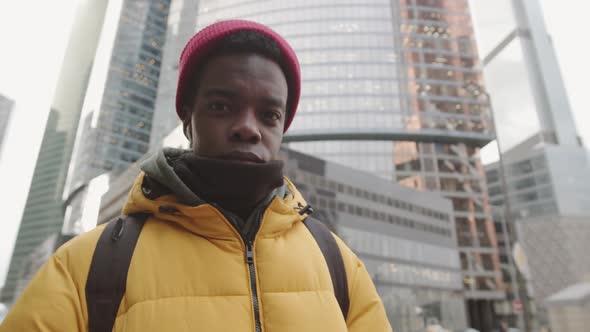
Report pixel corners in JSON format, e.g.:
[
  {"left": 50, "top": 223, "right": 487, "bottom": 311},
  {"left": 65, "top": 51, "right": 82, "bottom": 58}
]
[
  {"left": 486, "top": 133, "right": 590, "bottom": 329},
  {"left": 150, "top": 0, "right": 199, "bottom": 149},
  {"left": 510, "top": 0, "right": 580, "bottom": 147},
  {"left": 62, "top": 0, "right": 170, "bottom": 234},
  {"left": 0, "top": 111, "right": 69, "bottom": 303},
  {"left": 514, "top": 216, "right": 590, "bottom": 330},
  {"left": 0, "top": 0, "right": 110, "bottom": 303},
  {"left": 478, "top": 1, "right": 589, "bottom": 330},
  {"left": 486, "top": 133, "right": 590, "bottom": 220},
  {"left": 98, "top": 125, "right": 468, "bottom": 331},
  {"left": 517, "top": 217, "right": 590, "bottom": 307},
  {"left": 0, "top": 94, "right": 14, "bottom": 158}
]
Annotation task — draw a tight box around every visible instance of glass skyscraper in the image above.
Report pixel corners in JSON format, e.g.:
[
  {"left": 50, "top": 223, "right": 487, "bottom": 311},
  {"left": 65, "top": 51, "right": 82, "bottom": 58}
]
[
  {"left": 190, "top": 0, "right": 500, "bottom": 328},
  {"left": 63, "top": 0, "right": 170, "bottom": 232}
]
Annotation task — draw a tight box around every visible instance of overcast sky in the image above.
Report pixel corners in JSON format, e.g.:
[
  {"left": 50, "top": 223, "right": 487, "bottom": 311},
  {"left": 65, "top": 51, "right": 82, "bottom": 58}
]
[{"left": 0, "top": 0, "right": 589, "bottom": 288}]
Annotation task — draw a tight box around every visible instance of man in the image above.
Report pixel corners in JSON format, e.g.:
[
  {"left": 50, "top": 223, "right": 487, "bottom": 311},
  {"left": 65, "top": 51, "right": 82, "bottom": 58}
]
[{"left": 1, "top": 20, "right": 391, "bottom": 331}]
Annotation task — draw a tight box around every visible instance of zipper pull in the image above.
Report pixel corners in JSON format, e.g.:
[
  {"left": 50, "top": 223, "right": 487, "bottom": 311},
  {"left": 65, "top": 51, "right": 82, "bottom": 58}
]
[{"left": 246, "top": 242, "right": 254, "bottom": 264}]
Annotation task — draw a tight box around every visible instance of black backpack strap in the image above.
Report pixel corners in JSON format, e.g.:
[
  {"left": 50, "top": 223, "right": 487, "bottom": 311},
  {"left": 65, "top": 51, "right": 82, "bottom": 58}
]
[
  {"left": 303, "top": 216, "right": 350, "bottom": 321},
  {"left": 86, "top": 213, "right": 148, "bottom": 332}
]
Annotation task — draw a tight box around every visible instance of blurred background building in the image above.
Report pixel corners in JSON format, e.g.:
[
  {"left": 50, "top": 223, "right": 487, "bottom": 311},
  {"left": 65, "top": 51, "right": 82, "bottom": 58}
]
[
  {"left": 149, "top": 0, "right": 199, "bottom": 149},
  {"left": 544, "top": 281, "right": 590, "bottom": 332},
  {"left": 0, "top": 94, "right": 14, "bottom": 159},
  {"left": 62, "top": 0, "right": 170, "bottom": 233},
  {"left": 0, "top": 0, "right": 170, "bottom": 303},
  {"left": 477, "top": 0, "right": 590, "bottom": 330},
  {"left": 486, "top": 133, "right": 590, "bottom": 224},
  {"left": 0, "top": 0, "right": 110, "bottom": 303}
]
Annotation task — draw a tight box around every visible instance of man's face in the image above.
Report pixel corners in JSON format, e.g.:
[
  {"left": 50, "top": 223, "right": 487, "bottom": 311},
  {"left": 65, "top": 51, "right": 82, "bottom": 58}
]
[{"left": 185, "top": 53, "right": 288, "bottom": 163}]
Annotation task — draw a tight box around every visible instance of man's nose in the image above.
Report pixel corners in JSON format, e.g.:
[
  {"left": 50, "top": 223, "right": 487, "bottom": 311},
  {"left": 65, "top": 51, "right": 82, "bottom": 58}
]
[{"left": 230, "top": 109, "right": 262, "bottom": 143}]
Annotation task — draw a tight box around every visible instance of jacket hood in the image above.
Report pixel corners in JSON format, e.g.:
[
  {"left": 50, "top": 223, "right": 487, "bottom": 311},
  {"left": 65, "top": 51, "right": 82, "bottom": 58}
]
[{"left": 121, "top": 148, "right": 309, "bottom": 240}]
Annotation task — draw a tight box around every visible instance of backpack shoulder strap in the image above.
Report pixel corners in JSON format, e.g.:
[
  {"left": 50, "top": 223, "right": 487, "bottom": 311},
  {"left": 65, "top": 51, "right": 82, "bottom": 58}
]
[
  {"left": 303, "top": 216, "right": 350, "bottom": 321},
  {"left": 86, "top": 213, "right": 148, "bottom": 332}
]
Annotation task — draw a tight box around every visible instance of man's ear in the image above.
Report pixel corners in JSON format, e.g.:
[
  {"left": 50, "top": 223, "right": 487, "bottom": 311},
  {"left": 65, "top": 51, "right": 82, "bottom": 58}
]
[
  {"left": 183, "top": 119, "right": 192, "bottom": 141},
  {"left": 181, "top": 105, "right": 192, "bottom": 138}
]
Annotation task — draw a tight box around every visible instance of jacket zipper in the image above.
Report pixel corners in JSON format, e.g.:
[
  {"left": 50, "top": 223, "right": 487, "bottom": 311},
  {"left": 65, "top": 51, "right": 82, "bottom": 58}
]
[
  {"left": 246, "top": 241, "right": 262, "bottom": 332},
  {"left": 213, "top": 202, "right": 267, "bottom": 332},
  {"left": 244, "top": 207, "right": 266, "bottom": 332}
]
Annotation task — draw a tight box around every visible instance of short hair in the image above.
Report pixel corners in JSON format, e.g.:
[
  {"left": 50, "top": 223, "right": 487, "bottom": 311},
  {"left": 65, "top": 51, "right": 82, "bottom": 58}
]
[{"left": 182, "top": 30, "right": 284, "bottom": 140}]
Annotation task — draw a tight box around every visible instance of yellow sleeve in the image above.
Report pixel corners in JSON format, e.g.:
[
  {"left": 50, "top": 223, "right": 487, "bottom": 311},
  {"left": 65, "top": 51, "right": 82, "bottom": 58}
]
[
  {"left": 345, "top": 257, "right": 393, "bottom": 331},
  {"left": 333, "top": 235, "right": 393, "bottom": 332},
  {"left": 0, "top": 254, "right": 86, "bottom": 332}
]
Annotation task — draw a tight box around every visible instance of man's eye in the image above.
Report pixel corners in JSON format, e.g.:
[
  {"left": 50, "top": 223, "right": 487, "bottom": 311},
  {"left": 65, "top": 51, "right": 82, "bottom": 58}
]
[
  {"left": 208, "top": 102, "right": 230, "bottom": 112},
  {"left": 264, "top": 111, "right": 281, "bottom": 121}
]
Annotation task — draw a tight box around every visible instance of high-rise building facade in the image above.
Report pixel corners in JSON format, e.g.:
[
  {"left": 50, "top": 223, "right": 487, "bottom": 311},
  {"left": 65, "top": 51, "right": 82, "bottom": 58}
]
[
  {"left": 486, "top": 132, "right": 590, "bottom": 329},
  {"left": 63, "top": 0, "right": 170, "bottom": 233},
  {"left": 510, "top": 0, "right": 580, "bottom": 147},
  {"left": 182, "top": 1, "right": 500, "bottom": 329},
  {"left": 150, "top": 0, "right": 199, "bottom": 149},
  {"left": 1, "top": 111, "right": 69, "bottom": 303},
  {"left": 2, "top": 0, "right": 171, "bottom": 302},
  {"left": 0, "top": 94, "right": 14, "bottom": 159},
  {"left": 486, "top": 133, "right": 590, "bottom": 220},
  {"left": 0, "top": 0, "right": 110, "bottom": 303},
  {"left": 475, "top": 1, "right": 589, "bottom": 330}
]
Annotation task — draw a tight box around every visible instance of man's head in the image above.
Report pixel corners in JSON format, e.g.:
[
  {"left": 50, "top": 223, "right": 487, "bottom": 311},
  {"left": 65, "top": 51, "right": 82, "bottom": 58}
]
[{"left": 176, "top": 20, "right": 300, "bottom": 163}]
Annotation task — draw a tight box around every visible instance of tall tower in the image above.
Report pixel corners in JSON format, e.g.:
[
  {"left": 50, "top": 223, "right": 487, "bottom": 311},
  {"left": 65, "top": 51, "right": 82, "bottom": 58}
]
[
  {"left": 152, "top": 0, "right": 501, "bottom": 329},
  {"left": 150, "top": 0, "right": 200, "bottom": 149},
  {"left": 511, "top": 0, "right": 580, "bottom": 147},
  {"left": 0, "top": 0, "right": 110, "bottom": 303},
  {"left": 481, "top": 1, "right": 589, "bottom": 330},
  {"left": 63, "top": 0, "right": 170, "bottom": 233}
]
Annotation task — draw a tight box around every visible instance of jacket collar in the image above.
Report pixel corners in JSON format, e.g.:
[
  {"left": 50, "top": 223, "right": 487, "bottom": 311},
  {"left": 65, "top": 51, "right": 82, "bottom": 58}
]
[{"left": 122, "top": 172, "right": 309, "bottom": 241}]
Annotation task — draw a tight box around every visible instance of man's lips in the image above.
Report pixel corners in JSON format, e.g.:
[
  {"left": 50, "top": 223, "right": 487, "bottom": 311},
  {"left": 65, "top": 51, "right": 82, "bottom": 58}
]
[{"left": 219, "top": 151, "right": 264, "bottom": 163}]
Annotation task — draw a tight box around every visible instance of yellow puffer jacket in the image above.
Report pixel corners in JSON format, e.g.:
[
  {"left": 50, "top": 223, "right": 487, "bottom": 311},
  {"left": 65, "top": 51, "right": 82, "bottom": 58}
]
[{"left": 1, "top": 172, "right": 391, "bottom": 331}]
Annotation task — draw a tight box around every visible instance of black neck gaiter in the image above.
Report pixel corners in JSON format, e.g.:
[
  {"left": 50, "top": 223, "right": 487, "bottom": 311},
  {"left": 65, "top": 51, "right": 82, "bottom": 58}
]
[{"left": 170, "top": 153, "right": 284, "bottom": 222}]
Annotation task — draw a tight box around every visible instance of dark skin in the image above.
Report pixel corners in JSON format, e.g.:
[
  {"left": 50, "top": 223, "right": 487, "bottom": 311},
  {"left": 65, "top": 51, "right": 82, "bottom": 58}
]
[{"left": 182, "top": 53, "right": 288, "bottom": 163}]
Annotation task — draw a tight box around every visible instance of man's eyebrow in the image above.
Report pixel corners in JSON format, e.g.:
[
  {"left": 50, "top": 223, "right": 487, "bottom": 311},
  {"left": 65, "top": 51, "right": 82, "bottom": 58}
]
[
  {"left": 259, "top": 96, "right": 286, "bottom": 110},
  {"left": 204, "top": 87, "right": 286, "bottom": 109},
  {"left": 204, "top": 87, "right": 238, "bottom": 98}
]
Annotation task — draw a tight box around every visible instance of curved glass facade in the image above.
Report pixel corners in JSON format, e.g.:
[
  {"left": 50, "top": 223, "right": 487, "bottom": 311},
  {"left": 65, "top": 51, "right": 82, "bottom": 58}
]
[{"left": 198, "top": 0, "right": 406, "bottom": 179}]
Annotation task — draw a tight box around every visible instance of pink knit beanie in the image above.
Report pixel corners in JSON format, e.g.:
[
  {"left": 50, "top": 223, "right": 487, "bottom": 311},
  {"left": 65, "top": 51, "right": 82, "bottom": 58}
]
[{"left": 176, "top": 20, "right": 301, "bottom": 132}]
